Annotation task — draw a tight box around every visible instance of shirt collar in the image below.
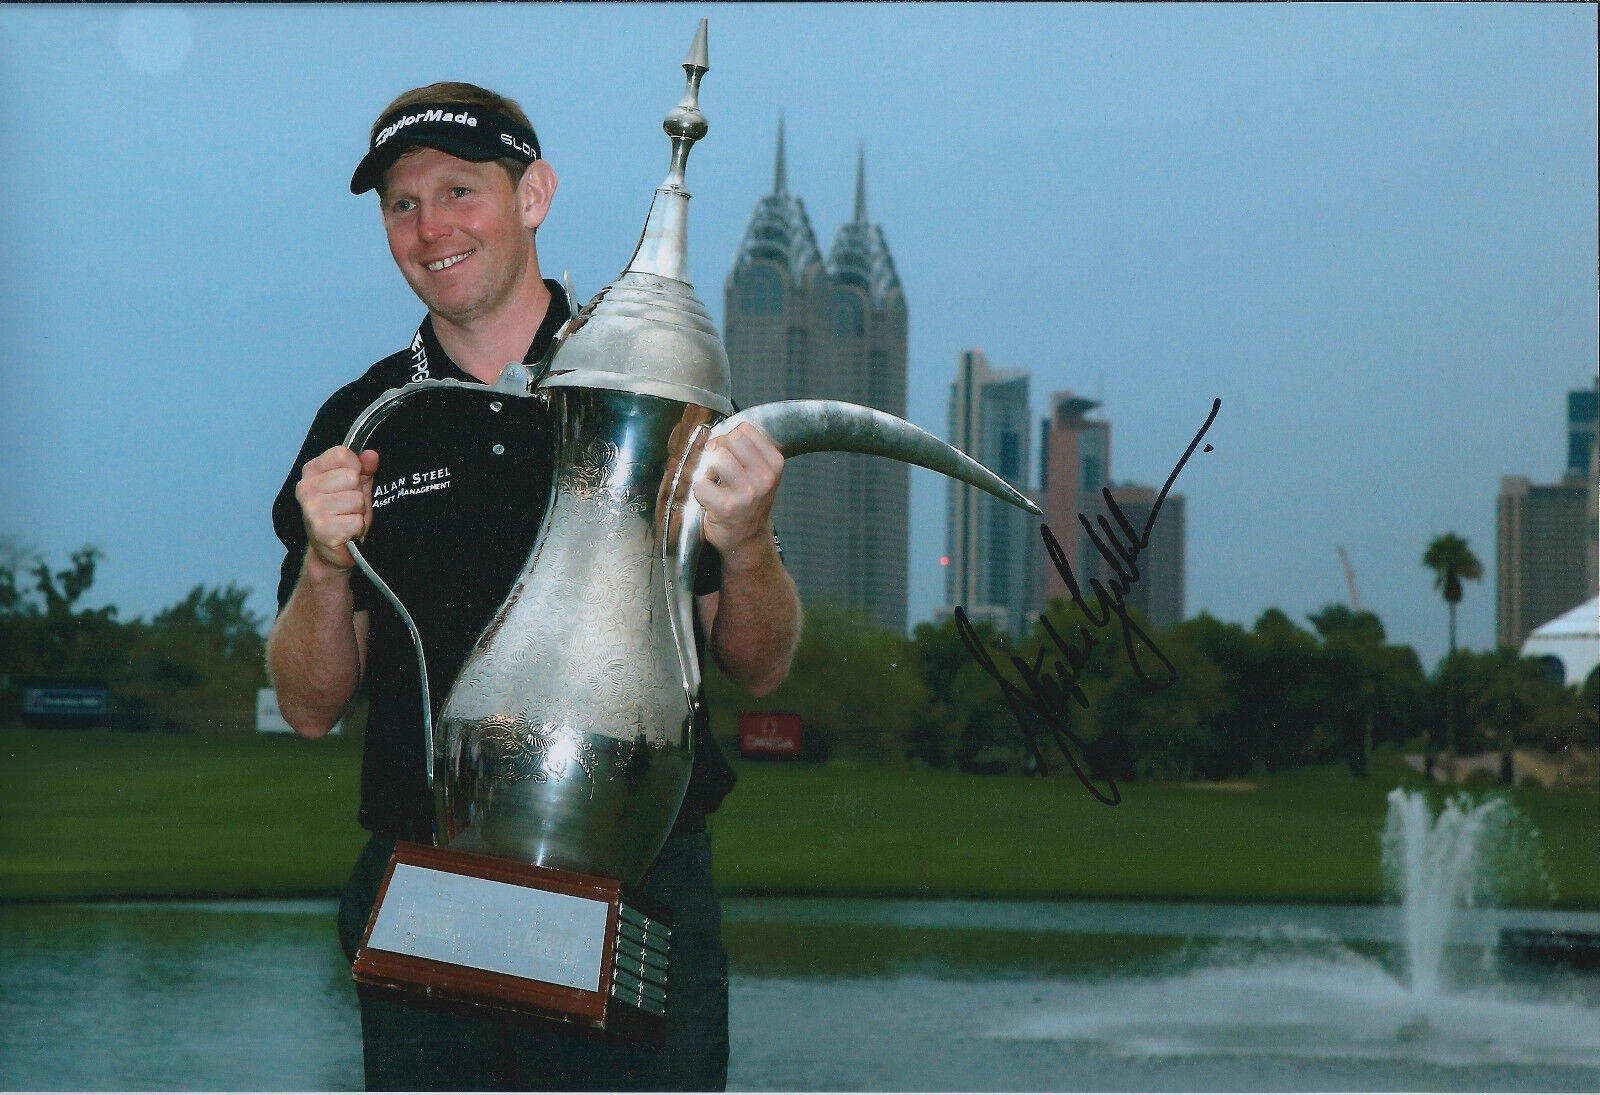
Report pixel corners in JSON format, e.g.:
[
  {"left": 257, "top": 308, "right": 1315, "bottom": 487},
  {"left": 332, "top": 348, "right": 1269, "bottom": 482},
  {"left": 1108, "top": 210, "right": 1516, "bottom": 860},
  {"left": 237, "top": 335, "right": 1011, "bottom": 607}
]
[{"left": 415, "top": 278, "right": 573, "bottom": 382}]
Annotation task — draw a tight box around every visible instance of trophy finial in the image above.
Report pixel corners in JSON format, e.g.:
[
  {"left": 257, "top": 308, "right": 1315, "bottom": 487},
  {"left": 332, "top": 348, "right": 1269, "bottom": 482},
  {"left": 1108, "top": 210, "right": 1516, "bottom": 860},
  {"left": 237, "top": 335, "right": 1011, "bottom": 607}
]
[
  {"left": 620, "top": 20, "right": 711, "bottom": 285},
  {"left": 662, "top": 18, "right": 709, "bottom": 191},
  {"left": 547, "top": 20, "right": 732, "bottom": 414},
  {"left": 684, "top": 17, "right": 708, "bottom": 73}
]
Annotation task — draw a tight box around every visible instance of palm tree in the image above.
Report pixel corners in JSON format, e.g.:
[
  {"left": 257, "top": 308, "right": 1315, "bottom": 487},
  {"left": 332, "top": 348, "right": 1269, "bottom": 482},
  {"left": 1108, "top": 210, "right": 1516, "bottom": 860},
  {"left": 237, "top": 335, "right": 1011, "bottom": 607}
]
[{"left": 1422, "top": 532, "right": 1484, "bottom": 767}]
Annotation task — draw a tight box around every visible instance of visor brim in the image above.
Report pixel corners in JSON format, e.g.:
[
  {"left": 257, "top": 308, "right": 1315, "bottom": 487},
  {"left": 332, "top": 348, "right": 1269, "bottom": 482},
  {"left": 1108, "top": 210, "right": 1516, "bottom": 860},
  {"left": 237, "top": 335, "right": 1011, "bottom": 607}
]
[{"left": 349, "top": 133, "right": 509, "bottom": 195}]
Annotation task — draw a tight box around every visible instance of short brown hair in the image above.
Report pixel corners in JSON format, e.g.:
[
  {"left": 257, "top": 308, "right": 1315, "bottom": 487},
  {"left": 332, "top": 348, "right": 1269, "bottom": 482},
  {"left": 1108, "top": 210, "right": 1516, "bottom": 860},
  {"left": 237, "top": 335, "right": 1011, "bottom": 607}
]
[{"left": 370, "top": 82, "right": 536, "bottom": 194}]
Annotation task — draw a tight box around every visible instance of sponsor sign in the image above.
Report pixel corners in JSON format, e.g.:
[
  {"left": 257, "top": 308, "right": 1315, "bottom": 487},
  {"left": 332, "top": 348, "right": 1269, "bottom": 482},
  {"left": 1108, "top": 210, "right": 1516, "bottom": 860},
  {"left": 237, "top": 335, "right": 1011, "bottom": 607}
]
[
  {"left": 22, "top": 680, "right": 108, "bottom": 724},
  {"left": 738, "top": 712, "right": 801, "bottom": 758}
]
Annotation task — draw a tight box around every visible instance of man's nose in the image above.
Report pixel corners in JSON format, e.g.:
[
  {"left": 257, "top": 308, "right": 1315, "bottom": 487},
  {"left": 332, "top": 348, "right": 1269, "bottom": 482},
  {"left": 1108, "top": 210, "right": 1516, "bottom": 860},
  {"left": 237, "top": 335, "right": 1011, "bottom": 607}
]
[{"left": 417, "top": 201, "right": 450, "bottom": 242}]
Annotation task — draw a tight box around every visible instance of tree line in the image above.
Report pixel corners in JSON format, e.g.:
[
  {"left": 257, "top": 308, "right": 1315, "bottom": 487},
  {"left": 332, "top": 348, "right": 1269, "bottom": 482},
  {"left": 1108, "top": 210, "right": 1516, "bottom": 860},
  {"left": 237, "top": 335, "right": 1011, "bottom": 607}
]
[
  {"left": 5, "top": 540, "right": 1594, "bottom": 784},
  {"left": 1, "top": 541, "right": 267, "bottom": 734},
  {"left": 708, "top": 598, "right": 1597, "bottom": 782}
]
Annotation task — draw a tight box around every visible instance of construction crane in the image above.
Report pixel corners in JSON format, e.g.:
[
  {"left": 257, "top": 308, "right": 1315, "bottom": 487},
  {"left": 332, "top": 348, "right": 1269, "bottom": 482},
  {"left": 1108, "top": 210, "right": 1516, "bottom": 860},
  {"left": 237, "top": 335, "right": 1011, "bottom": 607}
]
[{"left": 1337, "top": 545, "right": 1362, "bottom": 611}]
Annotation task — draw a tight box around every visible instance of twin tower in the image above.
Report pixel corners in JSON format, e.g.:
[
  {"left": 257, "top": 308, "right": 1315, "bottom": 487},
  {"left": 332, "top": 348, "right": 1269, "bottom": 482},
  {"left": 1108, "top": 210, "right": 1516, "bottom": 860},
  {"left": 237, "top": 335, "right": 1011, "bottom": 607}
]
[{"left": 723, "top": 120, "right": 910, "bottom": 632}]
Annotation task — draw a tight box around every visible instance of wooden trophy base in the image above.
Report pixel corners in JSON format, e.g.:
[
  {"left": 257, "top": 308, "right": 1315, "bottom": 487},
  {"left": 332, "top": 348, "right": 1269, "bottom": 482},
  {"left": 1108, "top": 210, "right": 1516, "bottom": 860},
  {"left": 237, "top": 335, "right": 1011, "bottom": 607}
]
[{"left": 351, "top": 841, "right": 670, "bottom": 1048}]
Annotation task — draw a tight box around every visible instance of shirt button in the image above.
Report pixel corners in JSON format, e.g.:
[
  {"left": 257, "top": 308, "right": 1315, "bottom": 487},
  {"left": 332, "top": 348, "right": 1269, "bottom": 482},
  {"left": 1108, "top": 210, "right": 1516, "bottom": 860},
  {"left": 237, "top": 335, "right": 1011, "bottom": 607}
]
[
  {"left": 492, "top": 443, "right": 506, "bottom": 455},
  {"left": 490, "top": 401, "right": 503, "bottom": 412}
]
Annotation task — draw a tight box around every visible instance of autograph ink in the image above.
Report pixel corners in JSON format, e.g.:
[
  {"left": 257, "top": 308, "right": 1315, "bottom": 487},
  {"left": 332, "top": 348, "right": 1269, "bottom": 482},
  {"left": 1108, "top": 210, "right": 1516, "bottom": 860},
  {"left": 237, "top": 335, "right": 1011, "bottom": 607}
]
[{"left": 956, "top": 398, "right": 1222, "bottom": 806}]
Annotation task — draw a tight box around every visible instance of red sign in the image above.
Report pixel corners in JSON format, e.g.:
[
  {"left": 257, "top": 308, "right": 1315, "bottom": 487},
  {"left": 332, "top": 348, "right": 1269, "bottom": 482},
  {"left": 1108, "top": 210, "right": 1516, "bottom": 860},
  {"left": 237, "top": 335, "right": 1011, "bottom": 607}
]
[{"left": 738, "top": 712, "right": 802, "bottom": 758}]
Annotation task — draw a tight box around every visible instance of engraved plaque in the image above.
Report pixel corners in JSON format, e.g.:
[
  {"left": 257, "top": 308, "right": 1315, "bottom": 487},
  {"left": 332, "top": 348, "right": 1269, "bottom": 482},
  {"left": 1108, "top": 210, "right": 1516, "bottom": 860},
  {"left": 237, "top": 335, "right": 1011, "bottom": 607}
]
[
  {"left": 352, "top": 843, "right": 670, "bottom": 1047},
  {"left": 367, "top": 863, "right": 609, "bottom": 991}
]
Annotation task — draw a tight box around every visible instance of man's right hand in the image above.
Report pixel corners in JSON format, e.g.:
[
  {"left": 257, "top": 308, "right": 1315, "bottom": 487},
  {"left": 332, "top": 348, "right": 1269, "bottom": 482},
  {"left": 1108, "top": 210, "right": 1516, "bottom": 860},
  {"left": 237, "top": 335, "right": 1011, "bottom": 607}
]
[{"left": 295, "top": 446, "right": 380, "bottom": 571}]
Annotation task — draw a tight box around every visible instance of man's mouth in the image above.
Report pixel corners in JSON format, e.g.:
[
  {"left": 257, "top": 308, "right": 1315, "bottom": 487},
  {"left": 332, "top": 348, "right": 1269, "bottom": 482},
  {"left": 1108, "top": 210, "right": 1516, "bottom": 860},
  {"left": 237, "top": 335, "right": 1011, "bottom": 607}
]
[{"left": 426, "top": 249, "right": 475, "bottom": 272}]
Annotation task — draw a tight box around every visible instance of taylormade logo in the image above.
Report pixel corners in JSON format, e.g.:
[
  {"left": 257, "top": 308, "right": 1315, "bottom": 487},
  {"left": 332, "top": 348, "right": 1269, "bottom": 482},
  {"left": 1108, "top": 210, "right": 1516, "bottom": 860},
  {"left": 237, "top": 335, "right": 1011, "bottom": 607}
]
[{"left": 375, "top": 109, "right": 478, "bottom": 147}]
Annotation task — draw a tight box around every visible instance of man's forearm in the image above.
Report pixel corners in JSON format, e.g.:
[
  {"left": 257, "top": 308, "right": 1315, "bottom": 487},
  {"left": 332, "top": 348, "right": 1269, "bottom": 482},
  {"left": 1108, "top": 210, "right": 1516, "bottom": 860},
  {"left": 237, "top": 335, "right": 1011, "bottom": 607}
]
[
  {"left": 709, "top": 533, "right": 802, "bottom": 697},
  {"left": 265, "top": 549, "right": 365, "bottom": 738}
]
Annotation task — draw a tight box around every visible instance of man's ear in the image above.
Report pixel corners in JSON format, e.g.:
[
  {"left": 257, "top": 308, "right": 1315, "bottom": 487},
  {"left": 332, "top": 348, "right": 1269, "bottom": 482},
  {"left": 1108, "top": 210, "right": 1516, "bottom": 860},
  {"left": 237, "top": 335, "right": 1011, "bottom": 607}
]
[{"left": 519, "top": 161, "right": 558, "bottom": 230}]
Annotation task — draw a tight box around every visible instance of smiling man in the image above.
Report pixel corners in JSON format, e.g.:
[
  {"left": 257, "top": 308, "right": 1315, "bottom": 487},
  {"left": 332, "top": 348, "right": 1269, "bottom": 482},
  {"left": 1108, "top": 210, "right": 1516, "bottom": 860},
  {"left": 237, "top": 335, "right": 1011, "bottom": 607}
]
[{"left": 266, "top": 82, "right": 801, "bottom": 1091}]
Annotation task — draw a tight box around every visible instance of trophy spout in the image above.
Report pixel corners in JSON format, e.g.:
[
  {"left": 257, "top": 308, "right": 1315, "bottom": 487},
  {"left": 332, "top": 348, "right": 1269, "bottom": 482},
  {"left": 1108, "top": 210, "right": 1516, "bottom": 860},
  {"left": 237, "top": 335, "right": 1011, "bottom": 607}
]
[{"left": 719, "top": 400, "right": 1042, "bottom": 515}]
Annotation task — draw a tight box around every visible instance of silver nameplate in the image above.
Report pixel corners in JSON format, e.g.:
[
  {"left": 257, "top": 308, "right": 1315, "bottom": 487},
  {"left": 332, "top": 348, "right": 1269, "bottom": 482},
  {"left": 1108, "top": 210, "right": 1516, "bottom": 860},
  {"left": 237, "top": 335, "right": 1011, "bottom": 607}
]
[{"left": 367, "top": 863, "right": 610, "bottom": 992}]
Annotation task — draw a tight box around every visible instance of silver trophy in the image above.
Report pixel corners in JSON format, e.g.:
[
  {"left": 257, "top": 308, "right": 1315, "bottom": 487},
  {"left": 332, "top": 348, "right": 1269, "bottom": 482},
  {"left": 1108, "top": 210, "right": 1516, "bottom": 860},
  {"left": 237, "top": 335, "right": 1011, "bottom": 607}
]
[{"left": 343, "top": 20, "right": 1039, "bottom": 1042}]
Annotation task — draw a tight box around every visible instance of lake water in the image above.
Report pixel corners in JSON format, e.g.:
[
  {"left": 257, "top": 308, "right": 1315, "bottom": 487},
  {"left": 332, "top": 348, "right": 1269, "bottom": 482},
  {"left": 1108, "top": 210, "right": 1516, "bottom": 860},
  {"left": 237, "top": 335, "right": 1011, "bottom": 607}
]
[{"left": 2, "top": 897, "right": 1599, "bottom": 1091}]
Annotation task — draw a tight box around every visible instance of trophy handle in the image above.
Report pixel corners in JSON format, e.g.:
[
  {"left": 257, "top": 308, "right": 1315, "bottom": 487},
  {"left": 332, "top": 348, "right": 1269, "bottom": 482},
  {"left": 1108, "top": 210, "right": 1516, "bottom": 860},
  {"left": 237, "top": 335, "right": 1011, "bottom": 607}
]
[
  {"left": 661, "top": 422, "right": 715, "bottom": 728},
  {"left": 340, "top": 364, "right": 541, "bottom": 802},
  {"left": 669, "top": 398, "right": 1042, "bottom": 689}
]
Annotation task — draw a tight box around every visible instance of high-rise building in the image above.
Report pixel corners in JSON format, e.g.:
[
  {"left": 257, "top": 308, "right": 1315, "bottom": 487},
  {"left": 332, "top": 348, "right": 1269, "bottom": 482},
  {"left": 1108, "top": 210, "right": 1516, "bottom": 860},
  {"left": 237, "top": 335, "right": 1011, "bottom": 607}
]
[
  {"left": 1105, "top": 484, "right": 1186, "bottom": 629},
  {"left": 1569, "top": 378, "right": 1599, "bottom": 595},
  {"left": 1038, "top": 391, "right": 1112, "bottom": 606},
  {"left": 724, "top": 124, "right": 909, "bottom": 632},
  {"left": 1496, "top": 381, "right": 1600, "bottom": 649},
  {"left": 1586, "top": 433, "right": 1598, "bottom": 598},
  {"left": 1566, "top": 379, "right": 1598, "bottom": 480},
  {"left": 942, "top": 350, "right": 1035, "bottom": 636},
  {"left": 1497, "top": 476, "right": 1590, "bottom": 650}
]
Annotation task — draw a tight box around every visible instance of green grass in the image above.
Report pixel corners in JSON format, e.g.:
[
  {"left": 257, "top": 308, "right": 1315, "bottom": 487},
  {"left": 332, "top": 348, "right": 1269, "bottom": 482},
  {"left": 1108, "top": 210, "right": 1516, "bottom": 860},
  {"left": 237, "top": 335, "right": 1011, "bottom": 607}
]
[
  {"left": 0, "top": 727, "right": 369, "bottom": 902},
  {"left": 3, "top": 728, "right": 1595, "bottom": 906},
  {"left": 712, "top": 756, "right": 1598, "bottom": 905}
]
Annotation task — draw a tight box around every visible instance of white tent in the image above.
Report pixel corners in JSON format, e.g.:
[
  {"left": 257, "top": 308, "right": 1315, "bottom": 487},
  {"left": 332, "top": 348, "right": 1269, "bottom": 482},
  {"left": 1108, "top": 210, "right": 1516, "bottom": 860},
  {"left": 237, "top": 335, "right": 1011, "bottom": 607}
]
[{"left": 1520, "top": 596, "right": 1600, "bottom": 687}]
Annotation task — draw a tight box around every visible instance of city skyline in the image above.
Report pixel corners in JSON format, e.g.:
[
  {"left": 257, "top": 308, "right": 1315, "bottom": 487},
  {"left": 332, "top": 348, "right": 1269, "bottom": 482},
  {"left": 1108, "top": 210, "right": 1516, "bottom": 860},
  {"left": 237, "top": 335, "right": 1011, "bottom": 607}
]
[{"left": 1, "top": 4, "right": 1594, "bottom": 673}]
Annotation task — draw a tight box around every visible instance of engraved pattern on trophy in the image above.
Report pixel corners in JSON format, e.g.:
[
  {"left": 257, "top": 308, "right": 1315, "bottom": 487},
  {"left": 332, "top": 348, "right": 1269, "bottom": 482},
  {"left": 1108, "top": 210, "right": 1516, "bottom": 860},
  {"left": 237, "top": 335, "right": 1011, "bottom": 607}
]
[
  {"left": 427, "top": 386, "right": 703, "bottom": 880},
  {"left": 477, "top": 715, "right": 600, "bottom": 785}
]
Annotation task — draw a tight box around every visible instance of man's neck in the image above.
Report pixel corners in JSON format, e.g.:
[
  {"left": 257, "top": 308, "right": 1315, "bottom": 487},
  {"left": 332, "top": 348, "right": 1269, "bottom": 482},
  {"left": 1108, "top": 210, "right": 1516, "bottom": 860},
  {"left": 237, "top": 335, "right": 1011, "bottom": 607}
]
[{"left": 431, "top": 277, "right": 553, "bottom": 384}]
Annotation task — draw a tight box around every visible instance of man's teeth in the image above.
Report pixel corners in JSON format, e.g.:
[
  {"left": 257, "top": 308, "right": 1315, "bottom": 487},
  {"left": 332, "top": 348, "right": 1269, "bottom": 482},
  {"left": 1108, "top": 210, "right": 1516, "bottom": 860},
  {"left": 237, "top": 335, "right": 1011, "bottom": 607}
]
[{"left": 427, "top": 250, "right": 474, "bottom": 271}]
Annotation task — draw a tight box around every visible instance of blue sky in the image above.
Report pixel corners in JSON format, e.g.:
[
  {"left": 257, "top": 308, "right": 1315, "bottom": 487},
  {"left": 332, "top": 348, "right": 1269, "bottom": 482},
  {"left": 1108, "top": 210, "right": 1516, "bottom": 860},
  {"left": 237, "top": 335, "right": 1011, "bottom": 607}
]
[{"left": 1, "top": 3, "right": 1594, "bottom": 670}]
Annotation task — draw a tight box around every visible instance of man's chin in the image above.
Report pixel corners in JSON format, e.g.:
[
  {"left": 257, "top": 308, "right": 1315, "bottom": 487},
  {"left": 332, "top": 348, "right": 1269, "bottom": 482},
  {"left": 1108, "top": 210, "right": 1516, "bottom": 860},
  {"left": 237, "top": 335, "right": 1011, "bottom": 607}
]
[{"left": 413, "top": 289, "right": 484, "bottom": 328}]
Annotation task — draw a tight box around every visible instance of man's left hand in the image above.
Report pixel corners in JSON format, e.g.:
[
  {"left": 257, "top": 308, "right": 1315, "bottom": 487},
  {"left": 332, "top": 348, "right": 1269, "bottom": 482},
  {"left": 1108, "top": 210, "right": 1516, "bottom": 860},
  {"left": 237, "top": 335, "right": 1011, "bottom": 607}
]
[{"left": 693, "top": 423, "right": 784, "bottom": 562}]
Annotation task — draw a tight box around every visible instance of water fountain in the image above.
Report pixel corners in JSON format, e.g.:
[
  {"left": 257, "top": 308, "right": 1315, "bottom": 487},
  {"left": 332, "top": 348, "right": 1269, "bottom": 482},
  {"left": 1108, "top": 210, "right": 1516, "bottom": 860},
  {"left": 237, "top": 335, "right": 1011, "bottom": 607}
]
[
  {"left": 1381, "top": 786, "right": 1509, "bottom": 997},
  {"left": 986, "top": 787, "right": 1600, "bottom": 1085}
]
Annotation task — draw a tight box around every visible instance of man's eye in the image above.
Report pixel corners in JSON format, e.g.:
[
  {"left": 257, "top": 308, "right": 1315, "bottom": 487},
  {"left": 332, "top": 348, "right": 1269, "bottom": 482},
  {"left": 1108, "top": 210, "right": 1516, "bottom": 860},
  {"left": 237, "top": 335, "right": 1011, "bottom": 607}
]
[
  {"left": 450, "top": 186, "right": 471, "bottom": 198},
  {"left": 390, "top": 199, "right": 416, "bottom": 214}
]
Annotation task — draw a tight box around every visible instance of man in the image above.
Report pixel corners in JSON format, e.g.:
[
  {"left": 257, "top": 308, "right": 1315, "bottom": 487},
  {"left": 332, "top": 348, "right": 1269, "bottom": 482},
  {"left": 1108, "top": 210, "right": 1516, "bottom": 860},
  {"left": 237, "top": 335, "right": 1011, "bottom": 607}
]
[{"left": 266, "top": 82, "right": 801, "bottom": 1091}]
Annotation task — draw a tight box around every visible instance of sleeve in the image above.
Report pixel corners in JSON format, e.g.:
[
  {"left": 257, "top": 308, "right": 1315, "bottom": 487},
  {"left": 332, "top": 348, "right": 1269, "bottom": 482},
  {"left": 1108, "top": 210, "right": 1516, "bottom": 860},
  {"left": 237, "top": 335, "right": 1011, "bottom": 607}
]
[{"left": 692, "top": 543, "right": 722, "bottom": 597}]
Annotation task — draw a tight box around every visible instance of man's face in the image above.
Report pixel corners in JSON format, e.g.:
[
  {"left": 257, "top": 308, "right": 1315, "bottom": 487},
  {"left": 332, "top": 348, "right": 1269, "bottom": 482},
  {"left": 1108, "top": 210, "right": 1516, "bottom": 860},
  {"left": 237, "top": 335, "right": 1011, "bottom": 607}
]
[{"left": 380, "top": 147, "right": 533, "bottom": 328}]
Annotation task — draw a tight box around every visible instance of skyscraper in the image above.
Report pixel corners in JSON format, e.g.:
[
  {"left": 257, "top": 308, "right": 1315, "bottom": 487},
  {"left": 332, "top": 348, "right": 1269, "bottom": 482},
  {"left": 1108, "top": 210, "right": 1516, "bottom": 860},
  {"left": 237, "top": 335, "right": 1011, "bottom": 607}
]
[
  {"left": 724, "top": 124, "right": 910, "bottom": 632},
  {"left": 1567, "top": 379, "right": 1598, "bottom": 479},
  {"left": 1497, "top": 475, "right": 1590, "bottom": 650},
  {"left": 1496, "top": 380, "right": 1599, "bottom": 649},
  {"left": 1038, "top": 391, "right": 1112, "bottom": 606},
  {"left": 943, "top": 350, "right": 1034, "bottom": 636},
  {"left": 1105, "top": 484, "right": 1186, "bottom": 629},
  {"left": 1570, "top": 378, "right": 1599, "bottom": 596}
]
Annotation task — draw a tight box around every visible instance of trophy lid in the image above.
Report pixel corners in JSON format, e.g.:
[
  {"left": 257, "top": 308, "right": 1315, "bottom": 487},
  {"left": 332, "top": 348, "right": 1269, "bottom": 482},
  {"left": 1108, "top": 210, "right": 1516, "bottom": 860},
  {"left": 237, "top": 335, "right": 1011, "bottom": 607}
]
[{"left": 540, "top": 19, "right": 733, "bottom": 415}]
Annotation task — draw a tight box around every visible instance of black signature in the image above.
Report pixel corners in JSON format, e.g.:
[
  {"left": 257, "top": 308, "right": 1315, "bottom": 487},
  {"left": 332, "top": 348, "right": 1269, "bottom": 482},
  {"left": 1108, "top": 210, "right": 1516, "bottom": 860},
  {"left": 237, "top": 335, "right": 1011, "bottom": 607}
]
[{"left": 956, "top": 397, "right": 1221, "bottom": 805}]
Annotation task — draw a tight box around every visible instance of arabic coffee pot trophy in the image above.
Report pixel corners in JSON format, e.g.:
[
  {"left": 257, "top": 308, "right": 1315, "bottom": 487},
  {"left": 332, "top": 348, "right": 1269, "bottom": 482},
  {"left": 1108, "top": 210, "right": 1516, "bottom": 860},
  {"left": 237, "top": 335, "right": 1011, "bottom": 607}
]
[{"left": 341, "top": 20, "right": 1041, "bottom": 1044}]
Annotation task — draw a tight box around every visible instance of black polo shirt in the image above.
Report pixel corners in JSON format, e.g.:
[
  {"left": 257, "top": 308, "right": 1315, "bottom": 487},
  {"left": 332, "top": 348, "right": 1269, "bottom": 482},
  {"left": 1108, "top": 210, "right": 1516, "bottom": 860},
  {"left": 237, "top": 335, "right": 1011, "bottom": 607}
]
[{"left": 272, "top": 281, "right": 736, "bottom": 842}]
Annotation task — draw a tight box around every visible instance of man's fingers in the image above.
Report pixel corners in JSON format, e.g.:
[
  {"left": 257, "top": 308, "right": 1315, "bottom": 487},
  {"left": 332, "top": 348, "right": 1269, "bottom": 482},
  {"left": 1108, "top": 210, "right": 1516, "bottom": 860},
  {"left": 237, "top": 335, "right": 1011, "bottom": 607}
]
[
  {"left": 721, "top": 424, "right": 783, "bottom": 476},
  {"left": 317, "top": 511, "right": 368, "bottom": 545},
  {"left": 297, "top": 445, "right": 379, "bottom": 571},
  {"left": 691, "top": 473, "right": 732, "bottom": 508},
  {"left": 305, "top": 467, "right": 365, "bottom": 495},
  {"left": 358, "top": 449, "right": 381, "bottom": 488},
  {"left": 303, "top": 445, "right": 361, "bottom": 478},
  {"left": 701, "top": 427, "right": 782, "bottom": 498}
]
